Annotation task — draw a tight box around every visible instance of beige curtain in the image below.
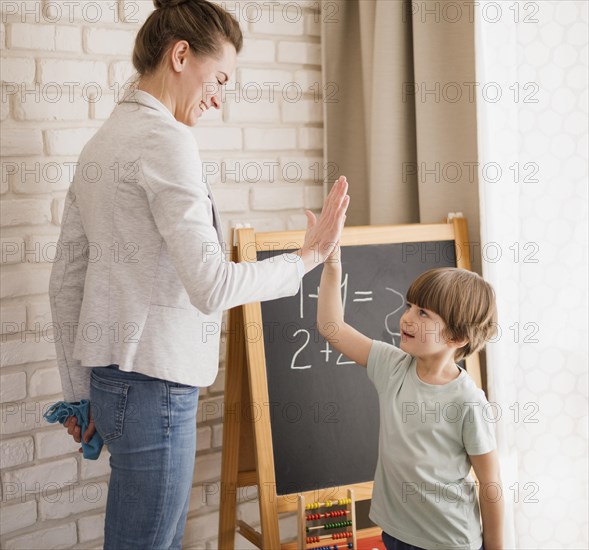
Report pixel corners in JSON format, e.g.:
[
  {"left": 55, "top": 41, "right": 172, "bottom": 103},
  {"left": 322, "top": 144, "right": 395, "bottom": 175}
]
[{"left": 322, "top": 0, "right": 481, "bottom": 273}]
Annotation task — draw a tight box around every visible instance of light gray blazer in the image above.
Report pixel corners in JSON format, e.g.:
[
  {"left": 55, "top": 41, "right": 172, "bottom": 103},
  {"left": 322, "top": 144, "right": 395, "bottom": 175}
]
[{"left": 49, "top": 89, "right": 303, "bottom": 402}]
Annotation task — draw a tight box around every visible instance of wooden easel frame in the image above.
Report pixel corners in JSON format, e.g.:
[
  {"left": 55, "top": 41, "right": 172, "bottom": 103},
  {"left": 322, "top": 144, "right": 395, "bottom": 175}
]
[{"left": 218, "top": 217, "right": 480, "bottom": 549}]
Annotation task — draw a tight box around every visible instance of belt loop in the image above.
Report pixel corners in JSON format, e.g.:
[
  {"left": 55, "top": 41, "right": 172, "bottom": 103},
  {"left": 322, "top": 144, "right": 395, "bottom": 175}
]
[{"left": 164, "top": 383, "right": 171, "bottom": 435}]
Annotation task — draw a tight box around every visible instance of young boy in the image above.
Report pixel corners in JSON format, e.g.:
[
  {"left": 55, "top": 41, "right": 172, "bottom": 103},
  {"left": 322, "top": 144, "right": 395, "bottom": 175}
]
[{"left": 317, "top": 245, "right": 503, "bottom": 550}]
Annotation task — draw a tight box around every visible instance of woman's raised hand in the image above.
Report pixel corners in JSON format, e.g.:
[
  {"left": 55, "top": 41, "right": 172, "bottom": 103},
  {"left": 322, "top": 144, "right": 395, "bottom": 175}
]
[{"left": 299, "top": 176, "right": 349, "bottom": 273}]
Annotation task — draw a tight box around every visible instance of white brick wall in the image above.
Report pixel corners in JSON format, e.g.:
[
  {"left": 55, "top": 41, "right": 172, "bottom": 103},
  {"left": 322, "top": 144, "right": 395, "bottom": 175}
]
[
  {"left": 277, "top": 41, "right": 321, "bottom": 64},
  {"left": 34, "top": 427, "right": 80, "bottom": 459},
  {"left": 1, "top": 302, "right": 27, "bottom": 325},
  {"left": 225, "top": 96, "right": 281, "bottom": 123},
  {"left": 83, "top": 28, "right": 136, "bottom": 55},
  {"left": 0, "top": 499, "right": 37, "bottom": 536},
  {"left": 0, "top": 128, "right": 44, "bottom": 156},
  {"left": 0, "top": 1, "right": 324, "bottom": 548},
  {"left": 197, "top": 425, "right": 212, "bottom": 451},
  {"left": 38, "top": 481, "right": 109, "bottom": 520},
  {"left": 29, "top": 366, "right": 63, "bottom": 398},
  {"left": 243, "top": 127, "right": 297, "bottom": 150},
  {"left": 45, "top": 127, "right": 98, "bottom": 156},
  {"left": 0, "top": 436, "right": 34, "bottom": 468},
  {"left": 3, "top": 523, "right": 77, "bottom": 550},
  {"left": 239, "top": 37, "right": 276, "bottom": 63},
  {"left": 38, "top": 59, "right": 108, "bottom": 87},
  {"left": 0, "top": 371, "right": 27, "bottom": 403},
  {"left": 2, "top": 457, "right": 78, "bottom": 502},
  {"left": 14, "top": 93, "right": 89, "bottom": 121},
  {"left": 0, "top": 57, "right": 36, "bottom": 83},
  {"left": 192, "top": 126, "right": 243, "bottom": 150},
  {"left": 0, "top": 198, "right": 52, "bottom": 226},
  {"left": 1, "top": 266, "right": 52, "bottom": 298},
  {"left": 78, "top": 512, "right": 106, "bottom": 543},
  {"left": 184, "top": 511, "right": 220, "bottom": 543},
  {"left": 8, "top": 23, "right": 54, "bottom": 51},
  {"left": 26, "top": 297, "right": 52, "bottom": 327}
]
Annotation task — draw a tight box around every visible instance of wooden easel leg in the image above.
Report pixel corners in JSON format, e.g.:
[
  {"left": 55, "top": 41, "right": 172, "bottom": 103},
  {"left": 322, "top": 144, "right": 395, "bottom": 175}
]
[
  {"left": 218, "top": 306, "right": 245, "bottom": 550},
  {"left": 241, "top": 300, "right": 281, "bottom": 549},
  {"left": 349, "top": 489, "right": 357, "bottom": 550},
  {"left": 297, "top": 495, "right": 306, "bottom": 549}
]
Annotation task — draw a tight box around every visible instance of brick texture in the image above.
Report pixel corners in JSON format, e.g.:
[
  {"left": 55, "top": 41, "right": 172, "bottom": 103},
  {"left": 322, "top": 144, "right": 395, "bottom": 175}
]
[{"left": 0, "top": 1, "right": 324, "bottom": 548}]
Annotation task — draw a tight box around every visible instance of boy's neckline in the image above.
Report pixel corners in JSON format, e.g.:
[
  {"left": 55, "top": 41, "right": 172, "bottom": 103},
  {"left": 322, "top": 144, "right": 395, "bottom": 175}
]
[{"left": 410, "top": 361, "right": 465, "bottom": 390}]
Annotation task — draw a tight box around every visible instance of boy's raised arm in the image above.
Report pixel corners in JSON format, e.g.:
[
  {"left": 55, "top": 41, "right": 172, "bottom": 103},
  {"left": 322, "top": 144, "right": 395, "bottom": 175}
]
[{"left": 317, "top": 245, "right": 373, "bottom": 368}]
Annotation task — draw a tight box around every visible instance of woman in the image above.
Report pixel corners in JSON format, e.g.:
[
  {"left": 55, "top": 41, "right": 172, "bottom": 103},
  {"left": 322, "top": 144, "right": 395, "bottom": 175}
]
[{"left": 52, "top": 0, "right": 349, "bottom": 548}]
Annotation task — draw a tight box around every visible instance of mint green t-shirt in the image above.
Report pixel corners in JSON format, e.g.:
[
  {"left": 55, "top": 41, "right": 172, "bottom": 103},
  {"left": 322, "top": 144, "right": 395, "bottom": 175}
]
[{"left": 367, "top": 340, "right": 497, "bottom": 550}]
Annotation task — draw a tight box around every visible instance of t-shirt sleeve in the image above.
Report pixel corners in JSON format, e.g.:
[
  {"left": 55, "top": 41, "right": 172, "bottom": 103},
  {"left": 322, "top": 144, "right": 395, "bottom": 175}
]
[
  {"left": 367, "top": 340, "right": 412, "bottom": 393},
  {"left": 462, "top": 388, "right": 498, "bottom": 455}
]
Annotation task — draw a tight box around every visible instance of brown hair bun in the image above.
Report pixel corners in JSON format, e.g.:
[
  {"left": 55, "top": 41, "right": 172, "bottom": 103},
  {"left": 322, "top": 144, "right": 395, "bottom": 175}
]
[
  {"left": 153, "top": 0, "right": 190, "bottom": 9},
  {"left": 135, "top": 0, "right": 242, "bottom": 77}
]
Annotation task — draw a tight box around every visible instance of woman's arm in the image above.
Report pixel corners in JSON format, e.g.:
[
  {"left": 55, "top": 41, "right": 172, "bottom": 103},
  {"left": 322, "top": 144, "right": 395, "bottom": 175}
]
[
  {"left": 469, "top": 450, "right": 504, "bottom": 550},
  {"left": 141, "top": 128, "right": 350, "bottom": 314},
  {"left": 317, "top": 245, "right": 373, "bottom": 367},
  {"left": 47, "top": 185, "right": 98, "bottom": 451},
  {"left": 48, "top": 185, "right": 91, "bottom": 403}
]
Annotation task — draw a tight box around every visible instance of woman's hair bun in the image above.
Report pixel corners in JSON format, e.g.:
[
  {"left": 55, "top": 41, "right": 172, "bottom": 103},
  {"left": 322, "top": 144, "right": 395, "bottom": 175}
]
[
  {"left": 136, "top": 0, "right": 242, "bottom": 76},
  {"left": 153, "top": 0, "right": 191, "bottom": 9}
]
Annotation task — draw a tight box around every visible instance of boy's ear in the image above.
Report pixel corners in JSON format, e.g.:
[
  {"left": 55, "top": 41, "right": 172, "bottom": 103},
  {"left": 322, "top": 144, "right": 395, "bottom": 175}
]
[{"left": 449, "top": 337, "right": 468, "bottom": 349}]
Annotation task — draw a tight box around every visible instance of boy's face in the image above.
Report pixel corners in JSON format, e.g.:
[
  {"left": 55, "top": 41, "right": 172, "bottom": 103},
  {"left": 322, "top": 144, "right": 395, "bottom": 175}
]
[{"left": 399, "top": 302, "right": 458, "bottom": 358}]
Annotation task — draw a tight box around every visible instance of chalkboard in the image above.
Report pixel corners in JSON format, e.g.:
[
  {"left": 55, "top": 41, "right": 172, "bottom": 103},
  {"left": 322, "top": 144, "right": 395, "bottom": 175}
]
[{"left": 257, "top": 241, "right": 458, "bottom": 495}]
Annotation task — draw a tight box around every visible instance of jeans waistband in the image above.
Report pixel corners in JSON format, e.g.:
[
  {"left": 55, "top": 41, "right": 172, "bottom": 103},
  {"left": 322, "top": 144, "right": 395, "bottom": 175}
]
[{"left": 91, "top": 365, "right": 196, "bottom": 388}]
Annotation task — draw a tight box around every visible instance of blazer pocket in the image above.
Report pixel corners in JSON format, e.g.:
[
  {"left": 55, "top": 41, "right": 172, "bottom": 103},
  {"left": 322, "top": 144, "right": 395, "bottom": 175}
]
[{"left": 90, "top": 373, "right": 129, "bottom": 443}]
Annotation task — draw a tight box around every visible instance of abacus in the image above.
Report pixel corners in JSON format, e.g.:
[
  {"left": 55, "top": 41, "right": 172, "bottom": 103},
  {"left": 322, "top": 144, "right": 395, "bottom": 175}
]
[{"left": 297, "top": 489, "right": 357, "bottom": 550}]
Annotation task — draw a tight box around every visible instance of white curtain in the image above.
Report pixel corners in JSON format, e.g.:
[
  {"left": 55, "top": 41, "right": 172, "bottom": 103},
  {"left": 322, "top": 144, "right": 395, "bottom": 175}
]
[{"left": 475, "top": 1, "right": 588, "bottom": 548}]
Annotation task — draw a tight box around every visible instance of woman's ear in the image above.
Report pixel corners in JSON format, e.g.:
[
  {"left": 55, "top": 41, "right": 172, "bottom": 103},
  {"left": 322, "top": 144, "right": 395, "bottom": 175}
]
[{"left": 171, "top": 40, "right": 190, "bottom": 72}]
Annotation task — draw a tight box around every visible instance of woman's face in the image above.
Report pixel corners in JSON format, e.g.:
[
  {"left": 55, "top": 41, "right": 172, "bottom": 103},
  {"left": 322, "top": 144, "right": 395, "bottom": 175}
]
[{"left": 172, "top": 40, "right": 236, "bottom": 126}]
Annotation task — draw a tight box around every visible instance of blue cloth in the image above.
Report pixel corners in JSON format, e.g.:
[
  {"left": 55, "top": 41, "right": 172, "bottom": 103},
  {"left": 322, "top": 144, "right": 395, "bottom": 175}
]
[{"left": 43, "top": 399, "right": 104, "bottom": 460}]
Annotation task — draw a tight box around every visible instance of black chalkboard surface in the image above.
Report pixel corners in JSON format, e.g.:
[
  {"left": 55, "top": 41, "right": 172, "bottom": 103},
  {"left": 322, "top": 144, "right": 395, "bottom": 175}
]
[{"left": 258, "top": 241, "right": 458, "bottom": 495}]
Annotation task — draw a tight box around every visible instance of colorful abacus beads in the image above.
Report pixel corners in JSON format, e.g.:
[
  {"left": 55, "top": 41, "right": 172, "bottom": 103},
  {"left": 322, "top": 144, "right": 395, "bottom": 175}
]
[
  {"left": 312, "top": 544, "right": 353, "bottom": 550},
  {"left": 306, "top": 520, "right": 353, "bottom": 533},
  {"left": 306, "top": 534, "right": 353, "bottom": 543},
  {"left": 306, "top": 510, "right": 349, "bottom": 521},
  {"left": 305, "top": 498, "right": 351, "bottom": 510},
  {"left": 324, "top": 520, "right": 353, "bottom": 530}
]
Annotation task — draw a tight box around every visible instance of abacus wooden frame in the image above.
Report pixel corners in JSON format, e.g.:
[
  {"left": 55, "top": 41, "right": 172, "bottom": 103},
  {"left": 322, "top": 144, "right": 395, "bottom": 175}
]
[
  {"left": 218, "top": 217, "right": 480, "bottom": 550},
  {"left": 298, "top": 488, "right": 358, "bottom": 550}
]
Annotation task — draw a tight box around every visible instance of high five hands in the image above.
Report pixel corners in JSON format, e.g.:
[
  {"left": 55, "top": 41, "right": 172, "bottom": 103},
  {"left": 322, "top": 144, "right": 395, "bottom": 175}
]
[{"left": 298, "top": 176, "right": 349, "bottom": 273}]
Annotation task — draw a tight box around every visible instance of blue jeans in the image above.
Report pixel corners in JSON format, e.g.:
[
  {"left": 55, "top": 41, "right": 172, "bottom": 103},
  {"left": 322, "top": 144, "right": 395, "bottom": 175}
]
[
  {"left": 90, "top": 365, "right": 200, "bottom": 550},
  {"left": 382, "top": 531, "right": 484, "bottom": 550}
]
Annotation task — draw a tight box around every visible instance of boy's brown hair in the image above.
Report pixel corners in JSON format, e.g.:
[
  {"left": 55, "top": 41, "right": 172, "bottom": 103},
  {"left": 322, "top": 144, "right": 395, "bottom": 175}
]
[{"left": 406, "top": 267, "right": 498, "bottom": 361}]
